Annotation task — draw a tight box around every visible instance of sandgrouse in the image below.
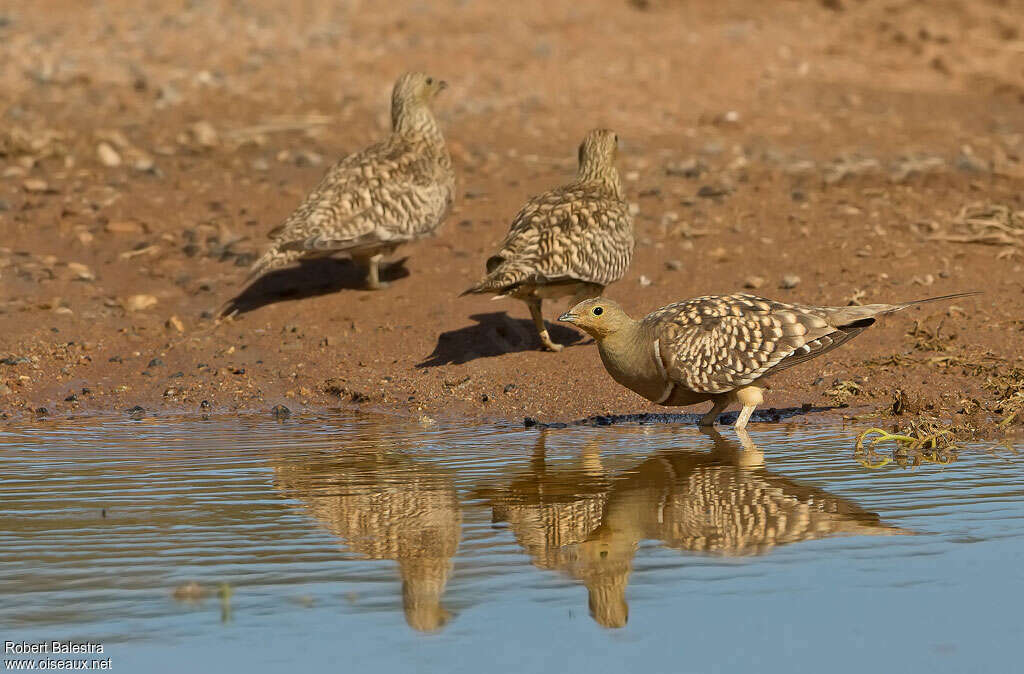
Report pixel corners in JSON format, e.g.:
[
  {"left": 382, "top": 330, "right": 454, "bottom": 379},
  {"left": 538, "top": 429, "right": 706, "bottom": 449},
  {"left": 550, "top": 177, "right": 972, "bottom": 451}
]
[
  {"left": 462, "top": 129, "right": 635, "bottom": 352},
  {"left": 559, "top": 292, "right": 978, "bottom": 429},
  {"left": 246, "top": 72, "right": 455, "bottom": 291}
]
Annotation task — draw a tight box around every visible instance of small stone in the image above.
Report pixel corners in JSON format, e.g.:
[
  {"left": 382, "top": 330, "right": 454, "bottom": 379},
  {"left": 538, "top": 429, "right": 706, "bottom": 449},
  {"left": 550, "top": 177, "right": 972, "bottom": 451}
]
[
  {"left": 105, "top": 220, "right": 144, "bottom": 234},
  {"left": 639, "top": 275, "right": 653, "bottom": 287},
  {"left": 697, "top": 184, "right": 731, "bottom": 198},
  {"left": 271, "top": 404, "right": 291, "bottom": 419},
  {"left": 67, "top": 262, "right": 95, "bottom": 281},
  {"left": 65, "top": 393, "right": 78, "bottom": 402},
  {"left": 503, "top": 383, "right": 517, "bottom": 393},
  {"left": 743, "top": 275, "right": 766, "bottom": 289},
  {"left": 955, "top": 153, "right": 988, "bottom": 173},
  {"left": 664, "top": 259, "right": 683, "bottom": 271},
  {"left": 187, "top": 120, "right": 219, "bottom": 148},
  {"left": 23, "top": 178, "right": 48, "bottom": 193},
  {"left": 780, "top": 275, "right": 801, "bottom": 289},
  {"left": 295, "top": 150, "right": 323, "bottom": 167},
  {"left": 166, "top": 315, "right": 185, "bottom": 332},
  {"left": 34, "top": 407, "right": 48, "bottom": 416},
  {"left": 148, "top": 358, "right": 164, "bottom": 368},
  {"left": 0, "top": 383, "right": 11, "bottom": 395},
  {"left": 124, "top": 294, "right": 158, "bottom": 312},
  {"left": 200, "top": 400, "right": 211, "bottom": 410},
  {"left": 126, "top": 405, "right": 145, "bottom": 419},
  {"left": 97, "top": 142, "right": 122, "bottom": 167},
  {"left": 481, "top": 393, "right": 490, "bottom": 403},
  {"left": 665, "top": 157, "right": 705, "bottom": 178}
]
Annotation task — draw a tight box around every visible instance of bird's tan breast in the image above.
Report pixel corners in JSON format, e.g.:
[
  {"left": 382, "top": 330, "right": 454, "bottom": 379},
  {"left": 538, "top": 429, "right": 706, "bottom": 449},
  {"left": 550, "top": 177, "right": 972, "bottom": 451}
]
[{"left": 597, "top": 332, "right": 672, "bottom": 404}]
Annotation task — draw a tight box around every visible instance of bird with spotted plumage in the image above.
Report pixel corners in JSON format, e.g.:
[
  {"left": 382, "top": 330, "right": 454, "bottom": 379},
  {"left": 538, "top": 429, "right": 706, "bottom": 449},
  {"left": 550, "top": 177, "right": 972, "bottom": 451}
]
[
  {"left": 243, "top": 71, "right": 455, "bottom": 293},
  {"left": 462, "top": 129, "right": 635, "bottom": 352},
  {"left": 559, "top": 291, "right": 979, "bottom": 430}
]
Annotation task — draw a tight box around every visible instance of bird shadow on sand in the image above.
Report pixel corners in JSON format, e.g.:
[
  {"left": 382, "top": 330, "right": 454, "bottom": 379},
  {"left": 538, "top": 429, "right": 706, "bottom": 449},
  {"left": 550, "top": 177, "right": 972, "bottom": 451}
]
[
  {"left": 219, "top": 257, "right": 410, "bottom": 315},
  {"left": 522, "top": 406, "right": 836, "bottom": 429},
  {"left": 418, "top": 312, "right": 586, "bottom": 367}
]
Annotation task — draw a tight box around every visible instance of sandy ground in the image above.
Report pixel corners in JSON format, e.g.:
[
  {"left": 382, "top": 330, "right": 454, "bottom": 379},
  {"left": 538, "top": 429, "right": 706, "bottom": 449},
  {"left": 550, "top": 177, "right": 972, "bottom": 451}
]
[{"left": 1, "top": 0, "right": 1023, "bottom": 432}]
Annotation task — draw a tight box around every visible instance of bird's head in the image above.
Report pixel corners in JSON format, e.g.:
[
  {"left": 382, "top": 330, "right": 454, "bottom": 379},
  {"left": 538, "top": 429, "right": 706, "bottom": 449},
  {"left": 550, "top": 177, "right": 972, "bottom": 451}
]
[
  {"left": 391, "top": 72, "right": 448, "bottom": 137},
  {"left": 559, "top": 298, "right": 632, "bottom": 340},
  {"left": 393, "top": 71, "right": 447, "bottom": 107},
  {"left": 576, "top": 128, "right": 621, "bottom": 192}
]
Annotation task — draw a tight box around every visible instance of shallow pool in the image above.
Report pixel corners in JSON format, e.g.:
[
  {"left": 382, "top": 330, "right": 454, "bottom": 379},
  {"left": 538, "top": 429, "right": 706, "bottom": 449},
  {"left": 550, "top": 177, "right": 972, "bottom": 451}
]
[{"left": 2, "top": 414, "right": 1021, "bottom": 672}]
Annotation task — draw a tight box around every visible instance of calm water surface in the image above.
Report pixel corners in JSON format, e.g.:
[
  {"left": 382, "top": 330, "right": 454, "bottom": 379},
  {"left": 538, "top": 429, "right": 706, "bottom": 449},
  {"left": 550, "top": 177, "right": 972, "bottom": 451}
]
[{"left": 1, "top": 414, "right": 1022, "bottom": 673}]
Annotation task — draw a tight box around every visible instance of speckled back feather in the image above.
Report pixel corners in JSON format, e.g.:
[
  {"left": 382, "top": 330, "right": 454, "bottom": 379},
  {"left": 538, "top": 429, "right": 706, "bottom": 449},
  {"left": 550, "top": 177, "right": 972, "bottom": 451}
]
[
  {"left": 247, "top": 73, "right": 454, "bottom": 282},
  {"left": 464, "top": 129, "right": 634, "bottom": 295},
  {"left": 646, "top": 292, "right": 978, "bottom": 394}
]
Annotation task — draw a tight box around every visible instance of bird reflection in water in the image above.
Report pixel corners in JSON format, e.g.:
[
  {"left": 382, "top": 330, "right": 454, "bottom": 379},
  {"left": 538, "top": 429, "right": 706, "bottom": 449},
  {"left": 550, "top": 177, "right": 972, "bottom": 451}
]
[
  {"left": 484, "top": 428, "right": 908, "bottom": 628},
  {"left": 273, "top": 448, "right": 461, "bottom": 632}
]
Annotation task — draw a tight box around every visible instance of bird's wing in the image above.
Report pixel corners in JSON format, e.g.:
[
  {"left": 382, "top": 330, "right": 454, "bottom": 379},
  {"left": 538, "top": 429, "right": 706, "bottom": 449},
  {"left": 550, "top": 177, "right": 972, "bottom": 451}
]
[
  {"left": 269, "top": 140, "right": 452, "bottom": 253},
  {"left": 649, "top": 294, "right": 869, "bottom": 394},
  {"left": 471, "top": 184, "right": 634, "bottom": 293}
]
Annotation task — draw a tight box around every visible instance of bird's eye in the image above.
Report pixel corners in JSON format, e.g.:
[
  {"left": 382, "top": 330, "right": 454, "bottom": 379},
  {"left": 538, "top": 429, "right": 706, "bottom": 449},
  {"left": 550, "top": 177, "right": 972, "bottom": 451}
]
[
  {"left": 426, "top": 77, "right": 434, "bottom": 85},
  {"left": 593, "top": 307, "right": 603, "bottom": 316}
]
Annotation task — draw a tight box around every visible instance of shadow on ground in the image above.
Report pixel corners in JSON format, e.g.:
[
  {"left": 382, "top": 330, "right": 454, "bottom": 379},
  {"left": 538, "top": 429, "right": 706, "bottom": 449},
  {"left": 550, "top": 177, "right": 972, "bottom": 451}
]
[
  {"left": 418, "top": 312, "right": 585, "bottom": 367},
  {"left": 220, "top": 257, "right": 410, "bottom": 315},
  {"left": 523, "top": 406, "right": 836, "bottom": 429}
]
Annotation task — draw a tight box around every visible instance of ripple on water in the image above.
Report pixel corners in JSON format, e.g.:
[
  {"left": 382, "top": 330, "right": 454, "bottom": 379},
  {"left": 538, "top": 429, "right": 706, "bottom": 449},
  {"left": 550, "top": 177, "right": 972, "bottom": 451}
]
[{"left": 1, "top": 414, "right": 1022, "bottom": 672}]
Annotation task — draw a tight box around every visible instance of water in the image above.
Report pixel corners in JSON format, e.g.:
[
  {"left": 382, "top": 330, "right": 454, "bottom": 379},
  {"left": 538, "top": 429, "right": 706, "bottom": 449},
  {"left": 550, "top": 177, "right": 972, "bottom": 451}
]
[{"left": 1, "top": 414, "right": 1022, "bottom": 673}]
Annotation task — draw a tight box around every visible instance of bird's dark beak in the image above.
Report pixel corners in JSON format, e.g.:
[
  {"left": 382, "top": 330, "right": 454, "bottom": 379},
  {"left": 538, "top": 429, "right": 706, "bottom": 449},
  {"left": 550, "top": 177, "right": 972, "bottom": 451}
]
[{"left": 558, "top": 311, "right": 577, "bottom": 324}]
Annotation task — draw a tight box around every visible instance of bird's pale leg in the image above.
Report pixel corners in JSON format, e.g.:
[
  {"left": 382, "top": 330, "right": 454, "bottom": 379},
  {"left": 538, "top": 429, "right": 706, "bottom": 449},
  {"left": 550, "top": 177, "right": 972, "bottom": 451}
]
[
  {"left": 699, "top": 396, "right": 729, "bottom": 427},
  {"left": 527, "top": 299, "right": 562, "bottom": 352},
  {"left": 733, "top": 385, "right": 764, "bottom": 431},
  {"left": 361, "top": 253, "right": 389, "bottom": 290}
]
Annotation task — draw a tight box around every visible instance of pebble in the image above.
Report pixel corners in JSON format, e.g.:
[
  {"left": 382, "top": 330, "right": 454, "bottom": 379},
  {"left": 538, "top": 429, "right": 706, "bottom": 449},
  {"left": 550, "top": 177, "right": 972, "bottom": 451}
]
[
  {"left": 148, "top": 358, "right": 164, "bottom": 368},
  {"left": 124, "top": 294, "right": 158, "bottom": 312},
  {"left": 697, "top": 184, "right": 731, "bottom": 198},
  {"left": 271, "top": 404, "right": 291, "bottom": 419},
  {"left": 780, "top": 275, "right": 801, "bottom": 289},
  {"left": 187, "top": 121, "right": 219, "bottom": 148},
  {"left": 743, "top": 275, "right": 766, "bottom": 289},
  {"left": 200, "top": 400, "right": 211, "bottom": 410},
  {"left": 664, "top": 259, "right": 683, "bottom": 271},
  {"left": 0, "top": 383, "right": 11, "bottom": 395},
  {"left": 67, "top": 262, "right": 95, "bottom": 281},
  {"left": 97, "top": 142, "right": 122, "bottom": 167},
  {"left": 23, "top": 178, "right": 49, "bottom": 193},
  {"left": 126, "top": 405, "right": 145, "bottom": 419},
  {"left": 105, "top": 220, "right": 144, "bottom": 234},
  {"left": 166, "top": 316, "right": 185, "bottom": 332}
]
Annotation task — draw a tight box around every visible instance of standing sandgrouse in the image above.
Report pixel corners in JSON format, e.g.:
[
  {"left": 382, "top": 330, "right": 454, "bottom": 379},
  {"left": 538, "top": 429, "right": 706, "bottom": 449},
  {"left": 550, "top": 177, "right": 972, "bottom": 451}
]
[
  {"left": 559, "top": 292, "right": 979, "bottom": 429},
  {"left": 462, "top": 129, "right": 635, "bottom": 352},
  {"left": 246, "top": 72, "right": 455, "bottom": 291}
]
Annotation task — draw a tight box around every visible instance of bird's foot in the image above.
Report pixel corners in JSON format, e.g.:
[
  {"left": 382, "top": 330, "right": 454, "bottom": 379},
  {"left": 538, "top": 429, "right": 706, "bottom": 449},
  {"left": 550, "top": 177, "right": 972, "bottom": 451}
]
[
  {"left": 539, "top": 331, "right": 564, "bottom": 352},
  {"left": 365, "top": 280, "right": 390, "bottom": 290}
]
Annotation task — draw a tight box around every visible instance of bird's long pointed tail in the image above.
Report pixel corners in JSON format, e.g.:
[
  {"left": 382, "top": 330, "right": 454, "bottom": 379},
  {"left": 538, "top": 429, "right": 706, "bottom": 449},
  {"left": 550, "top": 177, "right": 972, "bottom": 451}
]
[{"left": 886, "top": 290, "right": 982, "bottom": 315}]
